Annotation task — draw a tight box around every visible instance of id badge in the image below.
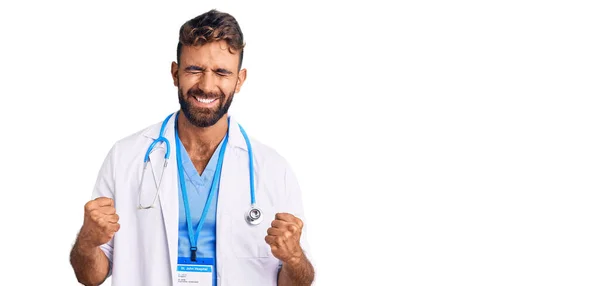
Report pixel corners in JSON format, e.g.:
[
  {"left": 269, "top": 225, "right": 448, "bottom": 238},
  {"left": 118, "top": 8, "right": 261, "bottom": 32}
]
[{"left": 176, "top": 257, "right": 214, "bottom": 285}]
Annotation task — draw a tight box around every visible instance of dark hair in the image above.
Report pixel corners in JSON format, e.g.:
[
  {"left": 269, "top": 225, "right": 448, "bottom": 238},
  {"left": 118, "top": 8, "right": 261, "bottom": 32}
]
[{"left": 176, "top": 9, "right": 245, "bottom": 69}]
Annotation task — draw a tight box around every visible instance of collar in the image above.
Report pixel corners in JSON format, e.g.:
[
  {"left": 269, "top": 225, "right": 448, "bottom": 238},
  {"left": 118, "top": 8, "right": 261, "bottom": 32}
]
[{"left": 142, "top": 111, "right": 249, "bottom": 151}]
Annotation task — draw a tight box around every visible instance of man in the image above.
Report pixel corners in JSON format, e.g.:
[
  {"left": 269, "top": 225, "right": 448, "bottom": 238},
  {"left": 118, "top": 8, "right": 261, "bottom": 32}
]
[{"left": 69, "top": 9, "right": 315, "bottom": 286}]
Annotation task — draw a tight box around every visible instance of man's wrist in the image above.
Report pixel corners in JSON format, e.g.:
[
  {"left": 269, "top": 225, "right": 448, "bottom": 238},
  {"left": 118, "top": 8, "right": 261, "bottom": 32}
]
[
  {"left": 74, "top": 237, "right": 98, "bottom": 256},
  {"left": 279, "top": 252, "right": 314, "bottom": 285},
  {"left": 282, "top": 252, "right": 306, "bottom": 269}
]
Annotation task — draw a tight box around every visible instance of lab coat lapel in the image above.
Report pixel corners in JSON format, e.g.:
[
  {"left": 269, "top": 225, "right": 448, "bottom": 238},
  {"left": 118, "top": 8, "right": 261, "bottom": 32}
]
[
  {"left": 147, "top": 148, "right": 166, "bottom": 191},
  {"left": 155, "top": 113, "right": 179, "bottom": 282},
  {"left": 216, "top": 140, "right": 235, "bottom": 278},
  {"left": 216, "top": 118, "right": 249, "bottom": 278},
  {"left": 143, "top": 145, "right": 166, "bottom": 209}
]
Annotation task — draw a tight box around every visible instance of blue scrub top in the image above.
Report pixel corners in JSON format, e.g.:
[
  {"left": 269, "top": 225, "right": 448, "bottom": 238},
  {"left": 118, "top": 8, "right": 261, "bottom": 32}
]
[{"left": 177, "top": 136, "right": 224, "bottom": 285}]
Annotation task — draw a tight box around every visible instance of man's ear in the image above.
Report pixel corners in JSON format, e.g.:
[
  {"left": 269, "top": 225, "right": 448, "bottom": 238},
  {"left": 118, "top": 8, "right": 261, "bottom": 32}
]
[
  {"left": 171, "top": 61, "right": 179, "bottom": 86},
  {"left": 235, "top": 68, "right": 247, "bottom": 93}
]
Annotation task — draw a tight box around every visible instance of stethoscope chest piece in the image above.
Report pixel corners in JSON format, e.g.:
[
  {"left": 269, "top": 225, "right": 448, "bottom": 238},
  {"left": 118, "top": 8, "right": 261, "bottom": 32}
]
[{"left": 245, "top": 206, "right": 263, "bottom": 225}]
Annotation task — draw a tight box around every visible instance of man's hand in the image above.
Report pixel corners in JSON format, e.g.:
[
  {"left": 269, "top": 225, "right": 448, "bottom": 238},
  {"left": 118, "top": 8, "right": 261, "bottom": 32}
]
[
  {"left": 78, "top": 197, "right": 120, "bottom": 249},
  {"left": 70, "top": 197, "right": 118, "bottom": 286},
  {"left": 265, "top": 212, "right": 315, "bottom": 285},
  {"left": 265, "top": 213, "right": 304, "bottom": 264}
]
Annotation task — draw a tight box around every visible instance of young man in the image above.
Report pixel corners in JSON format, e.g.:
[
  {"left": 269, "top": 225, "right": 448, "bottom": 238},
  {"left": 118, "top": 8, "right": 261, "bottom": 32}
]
[{"left": 69, "top": 9, "right": 315, "bottom": 286}]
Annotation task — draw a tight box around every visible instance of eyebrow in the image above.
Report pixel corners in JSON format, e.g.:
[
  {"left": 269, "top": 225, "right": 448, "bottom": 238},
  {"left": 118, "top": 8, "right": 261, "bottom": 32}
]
[
  {"left": 183, "top": 65, "right": 233, "bottom": 75},
  {"left": 214, "top": 68, "right": 233, "bottom": 75},
  {"left": 184, "top": 65, "right": 205, "bottom": 72}
]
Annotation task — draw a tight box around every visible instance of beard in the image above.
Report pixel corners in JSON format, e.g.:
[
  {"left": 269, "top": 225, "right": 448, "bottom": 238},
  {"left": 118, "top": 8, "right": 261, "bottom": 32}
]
[{"left": 178, "top": 86, "right": 234, "bottom": 128}]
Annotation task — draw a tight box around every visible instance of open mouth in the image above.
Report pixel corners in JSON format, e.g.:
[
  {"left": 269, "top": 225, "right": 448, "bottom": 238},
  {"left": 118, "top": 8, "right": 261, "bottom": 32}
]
[{"left": 194, "top": 96, "right": 217, "bottom": 104}]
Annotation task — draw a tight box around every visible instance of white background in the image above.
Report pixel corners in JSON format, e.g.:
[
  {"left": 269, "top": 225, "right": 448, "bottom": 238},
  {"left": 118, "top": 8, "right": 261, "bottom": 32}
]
[{"left": 0, "top": 0, "right": 599, "bottom": 285}]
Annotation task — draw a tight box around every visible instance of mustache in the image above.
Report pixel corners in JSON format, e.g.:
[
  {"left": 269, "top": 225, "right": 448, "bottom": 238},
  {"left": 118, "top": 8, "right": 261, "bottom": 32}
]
[{"left": 186, "top": 87, "right": 224, "bottom": 99}]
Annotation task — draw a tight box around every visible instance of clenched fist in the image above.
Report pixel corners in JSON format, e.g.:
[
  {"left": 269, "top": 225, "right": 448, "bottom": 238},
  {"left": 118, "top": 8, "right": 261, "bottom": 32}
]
[
  {"left": 265, "top": 213, "right": 304, "bottom": 264},
  {"left": 78, "top": 197, "right": 120, "bottom": 248}
]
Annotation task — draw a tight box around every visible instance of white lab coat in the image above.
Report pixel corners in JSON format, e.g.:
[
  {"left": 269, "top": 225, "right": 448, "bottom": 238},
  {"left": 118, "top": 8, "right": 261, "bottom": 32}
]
[{"left": 91, "top": 113, "right": 312, "bottom": 286}]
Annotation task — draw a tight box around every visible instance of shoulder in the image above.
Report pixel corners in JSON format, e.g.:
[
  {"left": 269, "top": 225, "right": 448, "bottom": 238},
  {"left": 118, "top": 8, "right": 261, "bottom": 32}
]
[
  {"left": 244, "top": 134, "right": 302, "bottom": 194},
  {"left": 230, "top": 117, "right": 292, "bottom": 171},
  {"left": 104, "top": 118, "right": 165, "bottom": 159},
  {"left": 250, "top": 138, "right": 286, "bottom": 164},
  {"left": 246, "top": 135, "right": 292, "bottom": 171}
]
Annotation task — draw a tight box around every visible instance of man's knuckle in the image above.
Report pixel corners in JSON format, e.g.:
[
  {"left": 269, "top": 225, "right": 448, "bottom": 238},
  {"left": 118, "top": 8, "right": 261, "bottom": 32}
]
[
  {"left": 276, "top": 237, "right": 285, "bottom": 245},
  {"left": 84, "top": 202, "right": 95, "bottom": 212},
  {"left": 90, "top": 210, "right": 101, "bottom": 221},
  {"left": 101, "top": 216, "right": 111, "bottom": 225}
]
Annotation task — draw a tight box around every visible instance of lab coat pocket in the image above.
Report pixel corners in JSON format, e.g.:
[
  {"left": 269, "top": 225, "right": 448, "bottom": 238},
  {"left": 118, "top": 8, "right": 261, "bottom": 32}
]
[{"left": 230, "top": 207, "right": 273, "bottom": 258}]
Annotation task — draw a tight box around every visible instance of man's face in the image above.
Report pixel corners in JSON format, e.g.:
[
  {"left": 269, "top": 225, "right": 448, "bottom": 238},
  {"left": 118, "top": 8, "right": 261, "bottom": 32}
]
[{"left": 171, "top": 41, "right": 246, "bottom": 127}]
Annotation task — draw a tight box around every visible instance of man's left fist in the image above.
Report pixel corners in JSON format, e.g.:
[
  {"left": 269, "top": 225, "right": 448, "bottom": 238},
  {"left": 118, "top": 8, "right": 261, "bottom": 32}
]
[{"left": 265, "top": 212, "right": 304, "bottom": 264}]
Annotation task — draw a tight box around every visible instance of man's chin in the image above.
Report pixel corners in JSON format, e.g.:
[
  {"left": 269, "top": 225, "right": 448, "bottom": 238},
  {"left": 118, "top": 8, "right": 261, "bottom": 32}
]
[{"left": 186, "top": 112, "right": 224, "bottom": 128}]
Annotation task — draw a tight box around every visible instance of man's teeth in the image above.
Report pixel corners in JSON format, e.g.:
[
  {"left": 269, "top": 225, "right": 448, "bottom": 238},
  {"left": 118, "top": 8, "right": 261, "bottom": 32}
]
[{"left": 195, "top": 97, "right": 216, "bottom": 103}]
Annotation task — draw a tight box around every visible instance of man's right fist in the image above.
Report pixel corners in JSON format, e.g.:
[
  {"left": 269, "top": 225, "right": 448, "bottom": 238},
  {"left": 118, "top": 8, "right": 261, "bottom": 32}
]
[{"left": 78, "top": 197, "right": 120, "bottom": 248}]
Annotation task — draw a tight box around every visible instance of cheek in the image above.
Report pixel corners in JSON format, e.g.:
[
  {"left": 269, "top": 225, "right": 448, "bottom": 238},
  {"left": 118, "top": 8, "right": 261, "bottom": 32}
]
[
  {"left": 178, "top": 76, "right": 195, "bottom": 90},
  {"left": 179, "top": 80, "right": 203, "bottom": 95},
  {"left": 222, "top": 78, "right": 239, "bottom": 92}
]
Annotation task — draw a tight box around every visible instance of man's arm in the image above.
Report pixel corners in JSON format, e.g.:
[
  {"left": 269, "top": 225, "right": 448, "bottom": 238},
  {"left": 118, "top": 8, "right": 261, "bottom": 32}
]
[
  {"left": 70, "top": 237, "right": 110, "bottom": 286},
  {"left": 266, "top": 213, "right": 315, "bottom": 285},
  {"left": 277, "top": 252, "right": 315, "bottom": 286},
  {"left": 271, "top": 158, "right": 315, "bottom": 285},
  {"left": 70, "top": 143, "right": 118, "bottom": 285},
  {"left": 70, "top": 197, "right": 120, "bottom": 286}
]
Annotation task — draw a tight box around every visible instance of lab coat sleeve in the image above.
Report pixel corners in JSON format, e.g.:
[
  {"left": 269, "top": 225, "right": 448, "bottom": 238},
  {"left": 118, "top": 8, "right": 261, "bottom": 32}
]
[
  {"left": 90, "top": 143, "right": 118, "bottom": 275},
  {"left": 283, "top": 160, "right": 316, "bottom": 269}
]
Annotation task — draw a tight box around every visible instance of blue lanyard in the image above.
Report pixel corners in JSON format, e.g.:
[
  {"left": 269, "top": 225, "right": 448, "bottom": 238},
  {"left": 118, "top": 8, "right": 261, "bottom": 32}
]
[{"left": 174, "top": 113, "right": 229, "bottom": 261}]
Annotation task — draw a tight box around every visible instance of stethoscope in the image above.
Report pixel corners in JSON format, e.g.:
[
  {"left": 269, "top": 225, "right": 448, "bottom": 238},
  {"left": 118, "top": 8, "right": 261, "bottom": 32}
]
[{"left": 138, "top": 112, "right": 263, "bottom": 226}]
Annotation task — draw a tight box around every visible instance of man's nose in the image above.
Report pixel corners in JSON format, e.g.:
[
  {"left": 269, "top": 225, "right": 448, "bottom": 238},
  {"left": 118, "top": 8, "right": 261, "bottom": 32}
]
[{"left": 196, "top": 73, "right": 219, "bottom": 94}]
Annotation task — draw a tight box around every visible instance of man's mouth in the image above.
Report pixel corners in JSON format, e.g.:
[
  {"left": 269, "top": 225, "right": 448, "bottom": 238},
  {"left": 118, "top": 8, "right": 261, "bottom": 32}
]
[{"left": 194, "top": 96, "right": 217, "bottom": 104}]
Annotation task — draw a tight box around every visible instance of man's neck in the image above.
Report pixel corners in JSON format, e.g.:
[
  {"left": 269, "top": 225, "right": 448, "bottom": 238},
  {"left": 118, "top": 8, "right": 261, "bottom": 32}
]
[{"left": 177, "top": 111, "right": 228, "bottom": 157}]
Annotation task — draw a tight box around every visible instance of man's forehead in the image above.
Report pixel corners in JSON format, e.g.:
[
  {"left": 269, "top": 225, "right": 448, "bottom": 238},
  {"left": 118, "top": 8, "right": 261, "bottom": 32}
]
[{"left": 180, "top": 43, "right": 240, "bottom": 65}]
